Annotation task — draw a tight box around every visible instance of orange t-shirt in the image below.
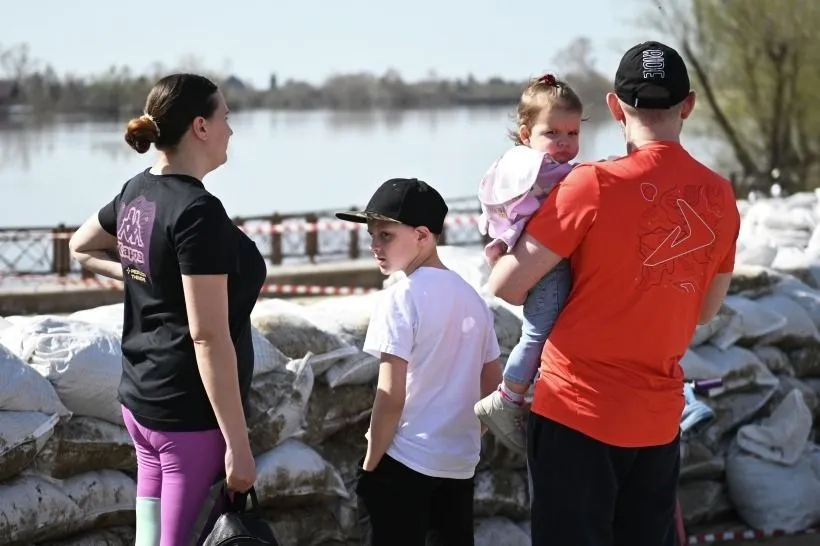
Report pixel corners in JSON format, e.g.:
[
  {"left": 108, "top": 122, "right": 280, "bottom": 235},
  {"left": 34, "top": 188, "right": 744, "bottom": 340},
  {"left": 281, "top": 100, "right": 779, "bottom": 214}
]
[{"left": 524, "top": 141, "right": 740, "bottom": 448}]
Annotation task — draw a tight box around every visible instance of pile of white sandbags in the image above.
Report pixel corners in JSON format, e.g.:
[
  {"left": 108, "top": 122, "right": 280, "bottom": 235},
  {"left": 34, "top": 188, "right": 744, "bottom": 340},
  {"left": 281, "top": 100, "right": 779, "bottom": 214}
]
[
  {"left": 435, "top": 237, "right": 820, "bottom": 536},
  {"left": 250, "top": 285, "right": 533, "bottom": 545},
  {"left": 0, "top": 312, "right": 329, "bottom": 545},
  {"left": 6, "top": 185, "right": 820, "bottom": 542},
  {"left": 736, "top": 190, "right": 820, "bottom": 285}
]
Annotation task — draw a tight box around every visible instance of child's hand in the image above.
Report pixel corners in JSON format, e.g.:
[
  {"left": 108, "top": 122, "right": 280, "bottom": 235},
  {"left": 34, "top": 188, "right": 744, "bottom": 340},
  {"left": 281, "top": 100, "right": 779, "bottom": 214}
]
[{"left": 486, "top": 240, "right": 508, "bottom": 266}]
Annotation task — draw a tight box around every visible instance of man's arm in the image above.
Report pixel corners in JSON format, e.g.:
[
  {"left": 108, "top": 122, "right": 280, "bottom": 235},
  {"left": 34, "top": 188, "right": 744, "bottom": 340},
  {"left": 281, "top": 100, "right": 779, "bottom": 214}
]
[
  {"left": 486, "top": 165, "right": 600, "bottom": 305},
  {"left": 698, "top": 273, "right": 732, "bottom": 324},
  {"left": 363, "top": 353, "right": 407, "bottom": 470},
  {"left": 699, "top": 195, "right": 740, "bottom": 324},
  {"left": 486, "top": 234, "right": 564, "bottom": 305}
]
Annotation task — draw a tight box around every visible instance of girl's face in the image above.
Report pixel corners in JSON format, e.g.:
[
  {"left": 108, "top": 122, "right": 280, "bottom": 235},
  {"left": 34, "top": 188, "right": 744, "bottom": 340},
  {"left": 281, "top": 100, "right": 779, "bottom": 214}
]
[{"left": 519, "top": 107, "right": 581, "bottom": 163}]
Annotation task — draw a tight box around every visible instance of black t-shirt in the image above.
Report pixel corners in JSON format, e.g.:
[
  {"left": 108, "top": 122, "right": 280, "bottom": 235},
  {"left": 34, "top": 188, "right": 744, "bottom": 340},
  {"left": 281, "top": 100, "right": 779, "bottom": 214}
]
[{"left": 98, "top": 169, "right": 266, "bottom": 432}]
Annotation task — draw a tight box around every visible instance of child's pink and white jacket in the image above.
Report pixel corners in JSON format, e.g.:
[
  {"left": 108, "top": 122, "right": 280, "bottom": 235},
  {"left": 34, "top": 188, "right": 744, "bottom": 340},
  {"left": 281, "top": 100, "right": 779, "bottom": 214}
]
[{"left": 477, "top": 146, "right": 575, "bottom": 260}]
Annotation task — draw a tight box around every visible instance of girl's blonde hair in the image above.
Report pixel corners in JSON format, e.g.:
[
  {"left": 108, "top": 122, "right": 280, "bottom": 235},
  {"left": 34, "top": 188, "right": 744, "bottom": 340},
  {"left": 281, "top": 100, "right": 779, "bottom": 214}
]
[{"left": 509, "top": 73, "right": 584, "bottom": 145}]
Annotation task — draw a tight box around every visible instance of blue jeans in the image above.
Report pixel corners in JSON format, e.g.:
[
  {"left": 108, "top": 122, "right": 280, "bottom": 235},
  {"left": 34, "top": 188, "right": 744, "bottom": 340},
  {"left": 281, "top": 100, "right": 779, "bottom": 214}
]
[{"left": 504, "top": 259, "right": 572, "bottom": 385}]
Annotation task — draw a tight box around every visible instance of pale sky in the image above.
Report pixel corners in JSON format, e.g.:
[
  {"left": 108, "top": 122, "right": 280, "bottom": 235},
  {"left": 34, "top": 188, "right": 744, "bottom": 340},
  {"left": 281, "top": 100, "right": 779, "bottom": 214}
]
[{"left": 3, "top": 0, "right": 671, "bottom": 88}]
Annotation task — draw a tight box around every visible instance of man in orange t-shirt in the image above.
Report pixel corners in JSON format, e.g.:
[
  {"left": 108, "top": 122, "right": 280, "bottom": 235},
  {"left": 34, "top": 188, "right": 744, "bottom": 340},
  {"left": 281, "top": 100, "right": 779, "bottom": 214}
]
[{"left": 488, "top": 41, "right": 740, "bottom": 546}]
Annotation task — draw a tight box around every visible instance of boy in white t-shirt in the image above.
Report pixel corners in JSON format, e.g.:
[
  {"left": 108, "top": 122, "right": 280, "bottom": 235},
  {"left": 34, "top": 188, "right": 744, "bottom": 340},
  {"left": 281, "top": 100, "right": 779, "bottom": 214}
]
[{"left": 336, "top": 178, "right": 502, "bottom": 546}]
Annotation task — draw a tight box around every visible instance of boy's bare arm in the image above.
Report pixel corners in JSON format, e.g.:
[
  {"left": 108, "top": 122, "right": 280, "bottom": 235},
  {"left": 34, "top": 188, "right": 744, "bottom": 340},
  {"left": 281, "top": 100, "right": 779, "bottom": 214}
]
[
  {"left": 480, "top": 359, "right": 502, "bottom": 398},
  {"left": 363, "top": 353, "right": 408, "bottom": 471}
]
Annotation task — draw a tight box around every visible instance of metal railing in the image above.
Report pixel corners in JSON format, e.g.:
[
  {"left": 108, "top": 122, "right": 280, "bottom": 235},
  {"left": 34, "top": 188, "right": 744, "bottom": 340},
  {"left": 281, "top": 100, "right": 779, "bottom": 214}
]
[{"left": 0, "top": 196, "right": 489, "bottom": 278}]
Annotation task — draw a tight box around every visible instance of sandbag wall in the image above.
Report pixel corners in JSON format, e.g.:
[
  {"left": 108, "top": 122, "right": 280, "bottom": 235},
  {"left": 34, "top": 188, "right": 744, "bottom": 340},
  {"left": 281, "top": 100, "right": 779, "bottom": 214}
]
[
  {"left": 2, "top": 190, "right": 820, "bottom": 543},
  {"left": 0, "top": 291, "right": 531, "bottom": 545}
]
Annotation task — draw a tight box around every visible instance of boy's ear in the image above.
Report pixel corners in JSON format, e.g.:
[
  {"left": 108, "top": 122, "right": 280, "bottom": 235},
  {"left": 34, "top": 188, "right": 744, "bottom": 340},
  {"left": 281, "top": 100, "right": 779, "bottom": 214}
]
[{"left": 415, "top": 226, "right": 432, "bottom": 242}]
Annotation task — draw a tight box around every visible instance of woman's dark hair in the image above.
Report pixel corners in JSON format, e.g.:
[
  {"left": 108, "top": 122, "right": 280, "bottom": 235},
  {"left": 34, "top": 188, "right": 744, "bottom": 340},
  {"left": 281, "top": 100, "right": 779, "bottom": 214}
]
[{"left": 124, "top": 73, "right": 219, "bottom": 154}]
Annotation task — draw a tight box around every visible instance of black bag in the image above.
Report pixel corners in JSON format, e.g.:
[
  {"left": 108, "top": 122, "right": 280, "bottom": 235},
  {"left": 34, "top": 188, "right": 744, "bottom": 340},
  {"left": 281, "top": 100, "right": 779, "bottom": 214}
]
[{"left": 202, "top": 487, "right": 279, "bottom": 545}]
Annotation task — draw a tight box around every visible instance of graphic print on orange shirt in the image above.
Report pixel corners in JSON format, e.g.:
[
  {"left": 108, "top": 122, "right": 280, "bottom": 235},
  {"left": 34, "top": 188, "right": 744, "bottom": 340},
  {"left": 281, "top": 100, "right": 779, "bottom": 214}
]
[{"left": 637, "top": 182, "right": 726, "bottom": 294}]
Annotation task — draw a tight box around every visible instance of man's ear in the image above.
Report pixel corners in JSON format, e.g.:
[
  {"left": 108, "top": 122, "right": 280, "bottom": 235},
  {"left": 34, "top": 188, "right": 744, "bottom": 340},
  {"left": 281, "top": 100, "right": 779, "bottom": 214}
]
[
  {"left": 606, "top": 92, "right": 625, "bottom": 124},
  {"left": 680, "top": 91, "right": 696, "bottom": 120}
]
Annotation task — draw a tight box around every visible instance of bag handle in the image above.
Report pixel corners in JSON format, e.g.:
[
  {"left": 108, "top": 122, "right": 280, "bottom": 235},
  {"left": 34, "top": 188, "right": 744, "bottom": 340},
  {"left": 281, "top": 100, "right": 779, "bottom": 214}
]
[{"left": 229, "top": 486, "right": 261, "bottom": 514}]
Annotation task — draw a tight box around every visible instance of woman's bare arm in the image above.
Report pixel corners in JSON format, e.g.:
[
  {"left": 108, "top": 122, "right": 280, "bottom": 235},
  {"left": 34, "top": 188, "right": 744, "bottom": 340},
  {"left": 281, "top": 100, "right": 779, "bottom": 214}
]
[
  {"left": 181, "top": 274, "right": 251, "bottom": 451},
  {"left": 68, "top": 215, "right": 123, "bottom": 280}
]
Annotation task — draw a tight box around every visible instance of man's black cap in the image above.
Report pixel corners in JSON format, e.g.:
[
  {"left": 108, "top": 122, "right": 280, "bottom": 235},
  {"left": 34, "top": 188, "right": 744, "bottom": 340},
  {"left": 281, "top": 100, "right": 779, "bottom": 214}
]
[
  {"left": 614, "top": 41, "right": 691, "bottom": 109},
  {"left": 336, "top": 178, "right": 449, "bottom": 235}
]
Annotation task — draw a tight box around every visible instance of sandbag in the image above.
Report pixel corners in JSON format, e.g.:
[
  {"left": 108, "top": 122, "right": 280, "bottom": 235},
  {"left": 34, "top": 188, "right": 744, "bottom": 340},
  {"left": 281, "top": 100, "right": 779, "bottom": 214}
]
[
  {"left": 35, "top": 416, "right": 136, "bottom": 479},
  {"left": 771, "top": 249, "right": 820, "bottom": 288},
  {"left": 474, "top": 517, "right": 531, "bottom": 546},
  {"left": 773, "top": 275, "right": 820, "bottom": 329},
  {"left": 254, "top": 439, "right": 349, "bottom": 509},
  {"left": 314, "top": 420, "right": 368, "bottom": 484},
  {"left": 764, "top": 377, "right": 820, "bottom": 420},
  {"left": 692, "top": 345, "right": 779, "bottom": 394},
  {"left": 702, "top": 386, "right": 778, "bottom": 451},
  {"left": 60, "top": 470, "right": 136, "bottom": 529},
  {"left": 709, "top": 295, "right": 787, "bottom": 349},
  {"left": 677, "top": 480, "right": 733, "bottom": 527},
  {"left": 68, "top": 305, "right": 287, "bottom": 377},
  {"left": 477, "top": 428, "right": 527, "bottom": 472},
  {"left": 736, "top": 389, "right": 813, "bottom": 466},
  {"left": 0, "top": 343, "right": 69, "bottom": 416},
  {"left": 304, "top": 382, "right": 372, "bottom": 446},
  {"left": 488, "top": 300, "right": 523, "bottom": 356},
  {"left": 472, "top": 469, "right": 529, "bottom": 521},
  {"left": 680, "top": 349, "right": 721, "bottom": 381},
  {"left": 752, "top": 345, "right": 794, "bottom": 376},
  {"left": 247, "top": 356, "right": 314, "bottom": 455},
  {"left": 734, "top": 243, "right": 778, "bottom": 269},
  {"left": 728, "top": 264, "right": 783, "bottom": 296},
  {"left": 251, "top": 299, "right": 359, "bottom": 375},
  {"left": 786, "top": 345, "right": 820, "bottom": 378},
  {"left": 322, "top": 351, "right": 380, "bottom": 388},
  {"left": 0, "top": 474, "right": 81, "bottom": 545},
  {"left": 726, "top": 443, "right": 820, "bottom": 533},
  {"left": 299, "top": 292, "right": 381, "bottom": 348},
  {"left": 250, "top": 327, "right": 290, "bottom": 376},
  {"left": 0, "top": 317, "right": 122, "bottom": 424},
  {"left": 0, "top": 411, "right": 60, "bottom": 481},
  {"left": 0, "top": 470, "right": 135, "bottom": 545},
  {"left": 265, "top": 502, "right": 350, "bottom": 546},
  {"left": 756, "top": 294, "right": 820, "bottom": 348},
  {"left": 68, "top": 304, "right": 125, "bottom": 336},
  {"left": 679, "top": 438, "right": 725, "bottom": 482},
  {"left": 690, "top": 305, "right": 735, "bottom": 347},
  {"left": 438, "top": 245, "right": 492, "bottom": 290}
]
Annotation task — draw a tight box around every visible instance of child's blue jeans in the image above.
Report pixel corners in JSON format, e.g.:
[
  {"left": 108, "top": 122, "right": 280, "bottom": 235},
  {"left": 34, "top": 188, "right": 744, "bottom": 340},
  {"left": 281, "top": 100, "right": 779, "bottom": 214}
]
[{"left": 503, "top": 259, "right": 572, "bottom": 385}]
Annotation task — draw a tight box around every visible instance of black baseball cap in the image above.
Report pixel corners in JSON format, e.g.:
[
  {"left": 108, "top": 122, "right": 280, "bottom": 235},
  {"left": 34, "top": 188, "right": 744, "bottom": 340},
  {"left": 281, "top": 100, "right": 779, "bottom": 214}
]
[
  {"left": 614, "top": 41, "right": 691, "bottom": 109},
  {"left": 336, "top": 178, "right": 449, "bottom": 235}
]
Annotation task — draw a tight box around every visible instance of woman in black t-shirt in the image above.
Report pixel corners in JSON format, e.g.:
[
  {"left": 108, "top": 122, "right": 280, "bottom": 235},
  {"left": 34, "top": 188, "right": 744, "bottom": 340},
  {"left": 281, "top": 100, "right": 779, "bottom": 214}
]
[{"left": 69, "top": 73, "right": 266, "bottom": 545}]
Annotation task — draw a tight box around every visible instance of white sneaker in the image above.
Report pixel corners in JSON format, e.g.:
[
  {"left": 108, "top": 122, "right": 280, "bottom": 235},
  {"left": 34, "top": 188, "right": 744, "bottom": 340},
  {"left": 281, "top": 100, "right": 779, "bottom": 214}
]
[{"left": 474, "top": 390, "right": 526, "bottom": 455}]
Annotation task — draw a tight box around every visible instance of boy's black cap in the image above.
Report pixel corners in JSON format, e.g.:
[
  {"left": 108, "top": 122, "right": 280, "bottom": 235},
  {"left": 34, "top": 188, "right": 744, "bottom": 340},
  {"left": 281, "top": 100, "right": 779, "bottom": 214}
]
[
  {"left": 336, "top": 178, "right": 449, "bottom": 235},
  {"left": 614, "top": 41, "right": 690, "bottom": 109}
]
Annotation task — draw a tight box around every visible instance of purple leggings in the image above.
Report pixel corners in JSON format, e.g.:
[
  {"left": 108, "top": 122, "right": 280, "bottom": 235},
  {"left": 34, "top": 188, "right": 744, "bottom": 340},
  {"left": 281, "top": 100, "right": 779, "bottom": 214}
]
[{"left": 122, "top": 406, "right": 226, "bottom": 546}]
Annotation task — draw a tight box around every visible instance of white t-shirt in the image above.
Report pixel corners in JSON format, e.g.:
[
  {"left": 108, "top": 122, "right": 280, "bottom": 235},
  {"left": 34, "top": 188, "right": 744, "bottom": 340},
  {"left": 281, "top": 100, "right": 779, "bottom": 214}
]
[{"left": 363, "top": 266, "right": 501, "bottom": 479}]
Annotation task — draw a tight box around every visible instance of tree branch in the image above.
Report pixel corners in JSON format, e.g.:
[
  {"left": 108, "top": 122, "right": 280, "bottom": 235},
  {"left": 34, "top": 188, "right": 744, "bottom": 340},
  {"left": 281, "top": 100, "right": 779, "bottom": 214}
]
[{"left": 680, "top": 38, "right": 759, "bottom": 175}]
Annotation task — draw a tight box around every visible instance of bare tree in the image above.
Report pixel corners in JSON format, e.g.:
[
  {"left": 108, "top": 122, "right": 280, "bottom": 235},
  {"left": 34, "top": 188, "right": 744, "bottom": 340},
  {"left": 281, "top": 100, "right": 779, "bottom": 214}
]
[{"left": 646, "top": 0, "right": 820, "bottom": 191}]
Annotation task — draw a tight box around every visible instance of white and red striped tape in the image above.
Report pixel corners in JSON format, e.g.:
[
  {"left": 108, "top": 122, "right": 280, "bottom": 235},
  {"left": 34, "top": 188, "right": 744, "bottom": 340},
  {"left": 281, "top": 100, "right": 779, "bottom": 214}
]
[
  {"left": 686, "top": 526, "right": 819, "bottom": 544},
  {"left": 0, "top": 274, "right": 379, "bottom": 296},
  {"left": 0, "top": 214, "right": 482, "bottom": 240}
]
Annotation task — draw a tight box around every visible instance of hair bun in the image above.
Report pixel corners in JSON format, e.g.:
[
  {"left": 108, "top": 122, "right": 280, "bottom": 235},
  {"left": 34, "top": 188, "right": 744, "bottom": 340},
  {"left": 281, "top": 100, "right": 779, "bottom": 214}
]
[{"left": 124, "top": 115, "right": 159, "bottom": 154}]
